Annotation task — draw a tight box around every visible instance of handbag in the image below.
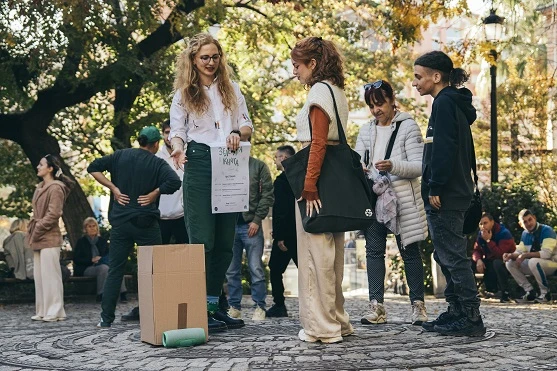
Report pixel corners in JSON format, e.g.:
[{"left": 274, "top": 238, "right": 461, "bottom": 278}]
[
  {"left": 364, "top": 121, "right": 402, "bottom": 209},
  {"left": 463, "top": 132, "right": 482, "bottom": 234},
  {"left": 282, "top": 82, "right": 374, "bottom": 234}
]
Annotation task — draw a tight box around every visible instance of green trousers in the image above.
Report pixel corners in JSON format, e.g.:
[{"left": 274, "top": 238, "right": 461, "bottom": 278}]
[
  {"left": 184, "top": 141, "right": 238, "bottom": 297},
  {"left": 101, "top": 218, "right": 161, "bottom": 323}
]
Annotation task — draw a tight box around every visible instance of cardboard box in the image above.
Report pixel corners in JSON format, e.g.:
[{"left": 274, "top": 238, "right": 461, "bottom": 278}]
[{"left": 138, "top": 244, "right": 208, "bottom": 345}]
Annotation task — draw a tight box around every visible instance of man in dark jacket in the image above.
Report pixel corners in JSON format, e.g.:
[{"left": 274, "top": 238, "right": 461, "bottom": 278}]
[
  {"left": 88, "top": 126, "right": 181, "bottom": 328},
  {"left": 412, "top": 51, "right": 485, "bottom": 336},
  {"left": 225, "top": 155, "right": 274, "bottom": 320},
  {"left": 472, "top": 213, "right": 515, "bottom": 302},
  {"left": 267, "top": 145, "right": 298, "bottom": 317}
]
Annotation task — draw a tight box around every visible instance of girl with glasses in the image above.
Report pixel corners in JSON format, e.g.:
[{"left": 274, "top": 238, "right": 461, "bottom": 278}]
[
  {"left": 169, "top": 32, "right": 253, "bottom": 333},
  {"left": 355, "top": 79, "right": 429, "bottom": 326}
]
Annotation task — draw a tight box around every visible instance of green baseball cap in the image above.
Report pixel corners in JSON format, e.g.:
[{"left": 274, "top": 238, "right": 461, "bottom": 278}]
[{"left": 139, "top": 126, "right": 162, "bottom": 143}]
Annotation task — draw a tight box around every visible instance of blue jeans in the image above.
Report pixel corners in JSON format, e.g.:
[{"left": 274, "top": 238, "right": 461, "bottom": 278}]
[
  {"left": 427, "top": 208, "right": 480, "bottom": 308},
  {"left": 226, "top": 223, "right": 266, "bottom": 309}
]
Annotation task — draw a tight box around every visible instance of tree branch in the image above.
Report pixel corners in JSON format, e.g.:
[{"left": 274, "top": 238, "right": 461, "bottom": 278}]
[
  {"left": 0, "top": 0, "right": 206, "bottom": 141},
  {"left": 226, "top": 2, "right": 268, "bottom": 18},
  {"left": 52, "top": 24, "right": 86, "bottom": 92}
]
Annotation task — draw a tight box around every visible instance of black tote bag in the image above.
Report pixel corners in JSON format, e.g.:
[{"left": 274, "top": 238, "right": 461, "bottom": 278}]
[{"left": 282, "top": 82, "right": 374, "bottom": 234}]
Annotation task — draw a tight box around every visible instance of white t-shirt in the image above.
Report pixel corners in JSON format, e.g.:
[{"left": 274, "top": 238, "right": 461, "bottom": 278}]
[{"left": 372, "top": 125, "right": 392, "bottom": 166}]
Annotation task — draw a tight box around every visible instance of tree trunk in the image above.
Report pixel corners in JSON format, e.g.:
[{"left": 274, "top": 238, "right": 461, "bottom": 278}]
[
  {"left": 0, "top": 0, "right": 209, "bottom": 247},
  {"left": 19, "top": 127, "right": 94, "bottom": 249}
]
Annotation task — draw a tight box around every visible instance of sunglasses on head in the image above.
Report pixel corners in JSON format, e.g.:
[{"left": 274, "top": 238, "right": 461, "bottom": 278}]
[{"left": 364, "top": 80, "right": 383, "bottom": 90}]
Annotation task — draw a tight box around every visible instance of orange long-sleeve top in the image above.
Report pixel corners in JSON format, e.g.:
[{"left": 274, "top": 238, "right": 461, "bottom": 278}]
[{"left": 301, "top": 106, "right": 330, "bottom": 201}]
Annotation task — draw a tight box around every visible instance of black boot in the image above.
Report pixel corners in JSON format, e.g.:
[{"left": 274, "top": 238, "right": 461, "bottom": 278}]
[
  {"left": 266, "top": 303, "right": 288, "bottom": 318},
  {"left": 212, "top": 309, "right": 245, "bottom": 329},
  {"left": 121, "top": 306, "right": 140, "bottom": 321},
  {"left": 421, "top": 302, "right": 463, "bottom": 332},
  {"left": 208, "top": 313, "right": 228, "bottom": 333},
  {"left": 500, "top": 291, "right": 511, "bottom": 303},
  {"left": 434, "top": 306, "right": 486, "bottom": 337}
]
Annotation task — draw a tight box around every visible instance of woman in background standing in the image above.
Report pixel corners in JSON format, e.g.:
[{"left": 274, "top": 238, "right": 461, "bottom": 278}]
[{"left": 26, "top": 154, "right": 73, "bottom": 322}]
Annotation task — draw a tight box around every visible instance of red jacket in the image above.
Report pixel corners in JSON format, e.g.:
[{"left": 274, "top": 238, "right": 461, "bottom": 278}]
[{"left": 472, "top": 222, "right": 516, "bottom": 261}]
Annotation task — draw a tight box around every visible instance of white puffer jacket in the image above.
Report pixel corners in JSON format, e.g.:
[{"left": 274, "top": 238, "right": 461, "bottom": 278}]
[{"left": 355, "top": 111, "right": 428, "bottom": 246}]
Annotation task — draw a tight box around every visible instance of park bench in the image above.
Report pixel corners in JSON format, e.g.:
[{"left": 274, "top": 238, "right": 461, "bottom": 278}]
[{"left": 0, "top": 274, "right": 135, "bottom": 304}]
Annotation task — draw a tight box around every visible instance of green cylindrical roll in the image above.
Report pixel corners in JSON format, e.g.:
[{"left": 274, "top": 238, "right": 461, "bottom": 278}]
[{"left": 162, "top": 328, "right": 206, "bottom": 348}]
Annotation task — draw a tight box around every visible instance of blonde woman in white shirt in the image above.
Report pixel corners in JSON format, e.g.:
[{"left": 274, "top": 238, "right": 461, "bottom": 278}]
[{"left": 169, "top": 33, "right": 253, "bottom": 333}]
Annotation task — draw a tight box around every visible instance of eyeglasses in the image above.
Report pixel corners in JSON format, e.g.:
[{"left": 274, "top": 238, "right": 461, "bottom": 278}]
[
  {"left": 199, "top": 54, "right": 221, "bottom": 64},
  {"left": 364, "top": 80, "right": 383, "bottom": 90}
]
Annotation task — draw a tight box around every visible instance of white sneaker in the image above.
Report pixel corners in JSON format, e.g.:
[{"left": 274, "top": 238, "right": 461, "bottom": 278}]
[
  {"left": 228, "top": 307, "right": 242, "bottom": 319},
  {"left": 298, "top": 329, "right": 343, "bottom": 344},
  {"left": 361, "top": 300, "right": 386, "bottom": 324},
  {"left": 252, "top": 306, "right": 266, "bottom": 321},
  {"left": 411, "top": 300, "right": 428, "bottom": 325},
  {"left": 31, "top": 315, "right": 43, "bottom": 321}
]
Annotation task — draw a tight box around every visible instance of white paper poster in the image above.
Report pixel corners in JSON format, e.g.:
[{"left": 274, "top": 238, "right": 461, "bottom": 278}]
[{"left": 210, "top": 142, "right": 250, "bottom": 213}]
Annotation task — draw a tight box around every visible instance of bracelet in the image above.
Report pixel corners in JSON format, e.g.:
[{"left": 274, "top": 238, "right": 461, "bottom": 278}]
[{"left": 230, "top": 130, "right": 241, "bottom": 136}]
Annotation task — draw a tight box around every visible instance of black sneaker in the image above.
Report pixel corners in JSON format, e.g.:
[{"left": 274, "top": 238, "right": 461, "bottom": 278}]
[
  {"left": 434, "top": 316, "right": 486, "bottom": 337},
  {"left": 421, "top": 303, "right": 463, "bottom": 332},
  {"left": 266, "top": 304, "right": 288, "bottom": 318},
  {"left": 500, "top": 291, "right": 511, "bottom": 303},
  {"left": 96, "top": 319, "right": 111, "bottom": 329},
  {"left": 517, "top": 290, "right": 537, "bottom": 303},
  {"left": 208, "top": 314, "right": 228, "bottom": 333},
  {"left": 434, "top": 307, "right": 486, "bottom": 337},
  {"left": 121, "top": 306, "right": 140, "bottom": 321},
  {"left": 534, "top": 292, "right": 551, "bottom": 304},
  {"left": 212, "top": 309, "right": 245, "bottom": 329},
  {"left": 120, "top": 292, "right": 128, "bottom": 303}
]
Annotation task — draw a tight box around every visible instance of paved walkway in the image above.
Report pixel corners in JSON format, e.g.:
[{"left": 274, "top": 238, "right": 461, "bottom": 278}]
[{"left": 0, "top": 294, "right": 556, "bottom": 370}]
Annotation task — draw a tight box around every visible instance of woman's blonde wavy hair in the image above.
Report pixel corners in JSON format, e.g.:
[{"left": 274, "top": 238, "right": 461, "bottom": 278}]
[{"left": 173, "top": 33, "right": 237, "bottom": 115}]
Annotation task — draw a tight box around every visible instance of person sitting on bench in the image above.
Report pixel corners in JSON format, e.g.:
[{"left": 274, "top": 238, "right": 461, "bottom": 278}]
[{"left": 73, "top": 217, "right": 127, "bottom": 303}]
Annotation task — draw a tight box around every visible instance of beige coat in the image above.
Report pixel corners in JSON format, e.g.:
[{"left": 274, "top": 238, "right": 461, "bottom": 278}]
[
  {"left": 4, "top": 231, "right": 34, "bottom": 280},
  {"left": 26, "top": 180, "right": 69, "bottom": 250}
]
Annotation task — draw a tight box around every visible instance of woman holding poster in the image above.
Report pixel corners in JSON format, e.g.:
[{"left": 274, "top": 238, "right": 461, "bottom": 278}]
[
  {"left": 169, "top": 33, "right": 253, "bottom": 333},
  {"left": 290, "top": 37, "right": 353, "bottom": 343}
]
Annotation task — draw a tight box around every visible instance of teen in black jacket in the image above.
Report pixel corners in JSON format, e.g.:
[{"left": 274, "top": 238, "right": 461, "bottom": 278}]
[{"left": 412, "top": 50, "right": 485, "bottom": 337}]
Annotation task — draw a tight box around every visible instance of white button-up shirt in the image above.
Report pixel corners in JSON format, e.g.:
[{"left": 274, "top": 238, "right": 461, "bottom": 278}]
[{"left": 169, "top": 80, "right": 253, "bottom": 145}]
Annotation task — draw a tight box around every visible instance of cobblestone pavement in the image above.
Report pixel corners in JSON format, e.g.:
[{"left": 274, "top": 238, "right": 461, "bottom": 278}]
[{"left": 1, "top": 293, "right": 556, "bottom": 370}]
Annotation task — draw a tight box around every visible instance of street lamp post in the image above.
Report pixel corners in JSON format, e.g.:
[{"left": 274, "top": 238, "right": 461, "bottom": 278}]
[
  {"left": 483, "top": 8, "right": 505, "bottom": 184},
  {"left": 489, "top": 50, "right": 498, "bottom": 183}
]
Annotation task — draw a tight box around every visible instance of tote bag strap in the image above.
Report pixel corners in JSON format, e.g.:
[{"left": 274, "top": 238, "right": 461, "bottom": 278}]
[
  {"left": 307, "top": 82, "right": 347, "bottom": 145},
  {"left": 384, "top": 121, "right": 402, "bottom": 160},
  {"left": 377, "top": 121, "right": 401, "bottom": 176}
]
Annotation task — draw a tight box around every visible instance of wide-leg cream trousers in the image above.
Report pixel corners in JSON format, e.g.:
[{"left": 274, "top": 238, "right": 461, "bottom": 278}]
[
  {"left": 34, "top": 247, "right": 66, "bottom": 320},
  {"left": 295, "top": 205, "right": 351, "bottom": 338}
]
